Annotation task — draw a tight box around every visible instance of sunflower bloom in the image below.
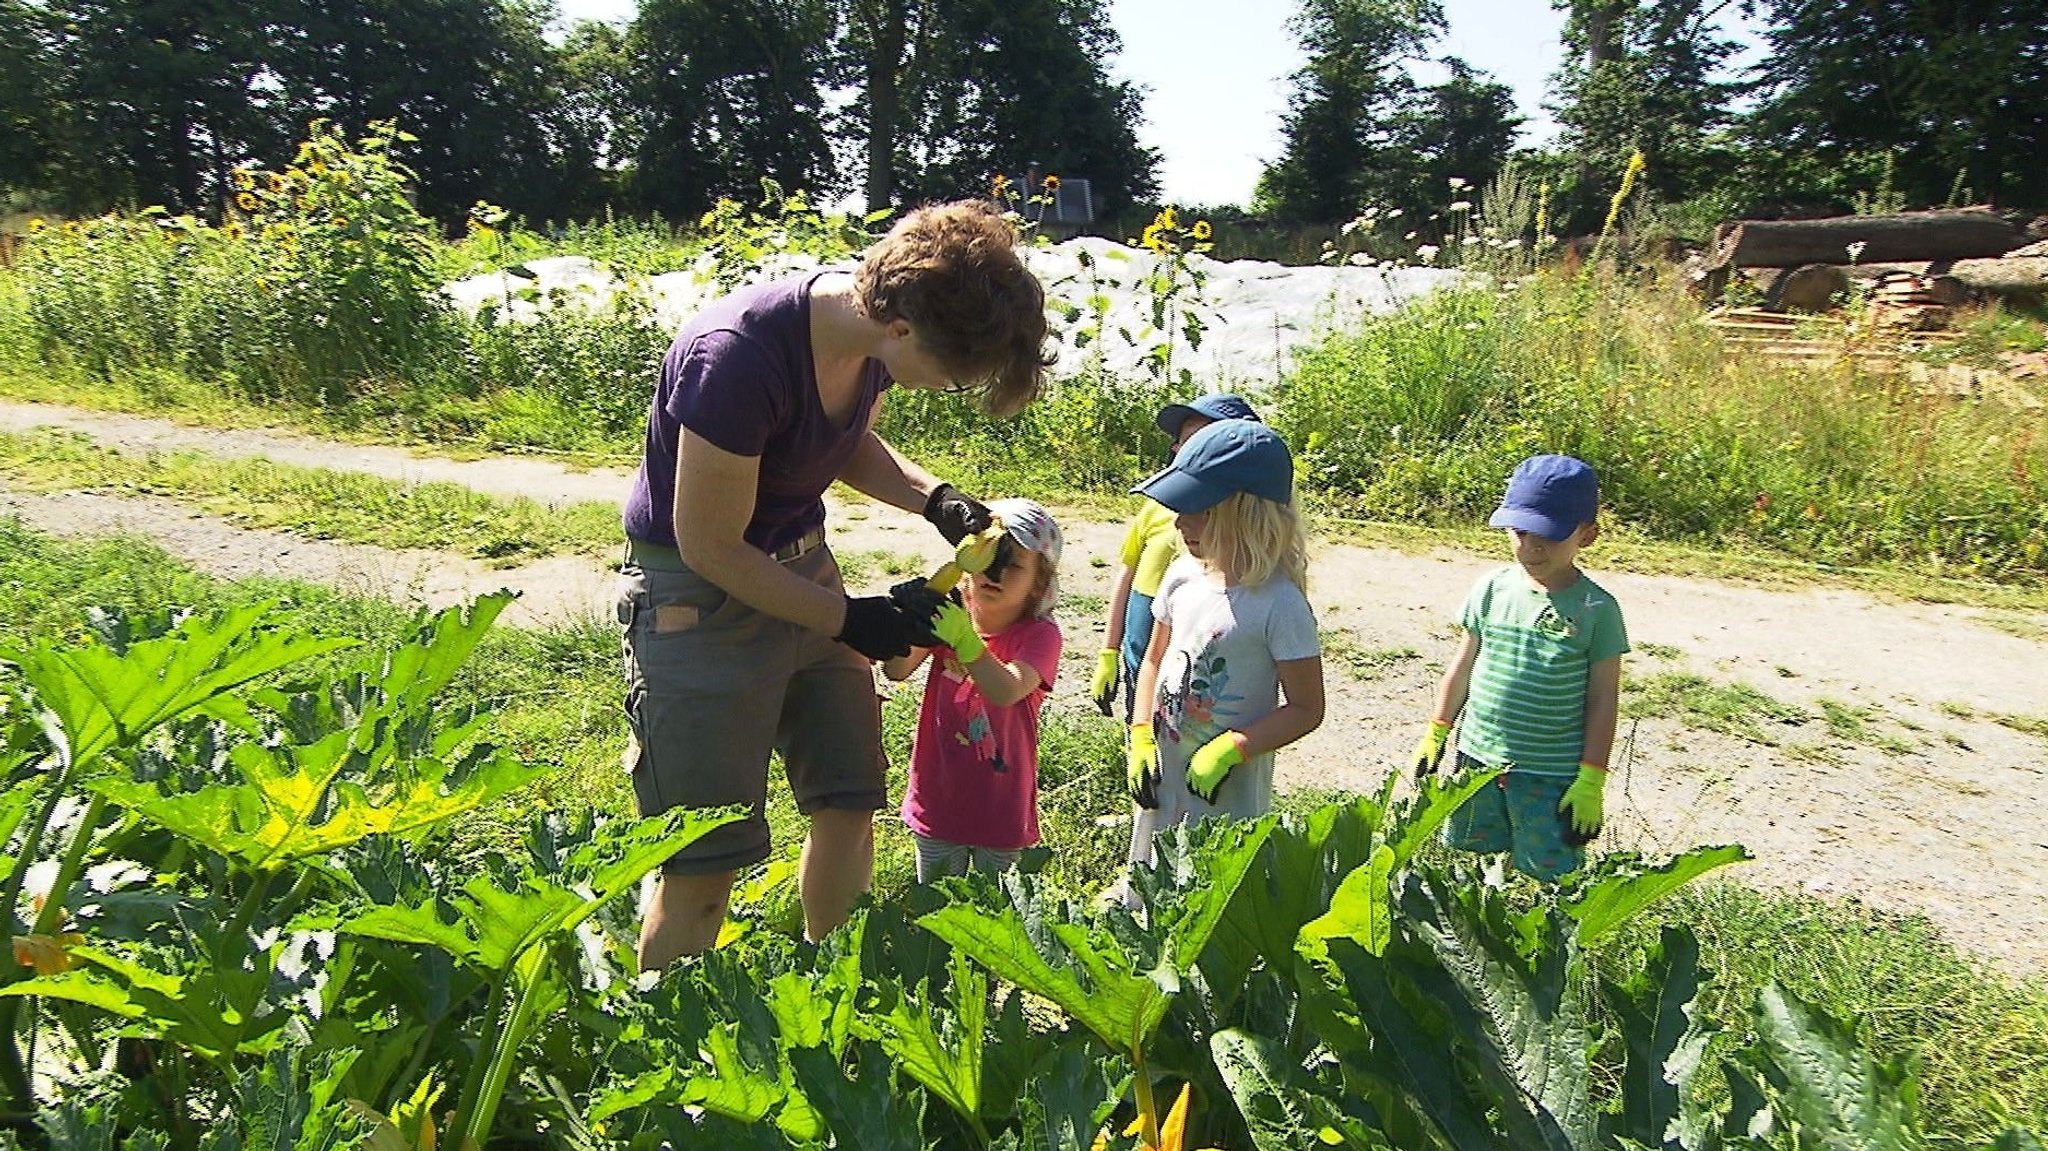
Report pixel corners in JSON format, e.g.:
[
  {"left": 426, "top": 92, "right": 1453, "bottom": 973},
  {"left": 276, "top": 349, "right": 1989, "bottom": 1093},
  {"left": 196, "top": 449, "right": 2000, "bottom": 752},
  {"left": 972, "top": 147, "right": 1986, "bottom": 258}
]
[
  {"left": 1190, "top": 220, "right": 1212, "bottom": 241},
  {"left": 232, "top": 168, "right": 255, "bottom": 191},
  {"left": 1159, "top": 207, "right": 1178, "bottom": 230},
  {"left": 1042, "top": 173, "right": 1061, "bottom": 191},
  {"left": 235, "top": 192, "right": 258, "bottom": 212}
]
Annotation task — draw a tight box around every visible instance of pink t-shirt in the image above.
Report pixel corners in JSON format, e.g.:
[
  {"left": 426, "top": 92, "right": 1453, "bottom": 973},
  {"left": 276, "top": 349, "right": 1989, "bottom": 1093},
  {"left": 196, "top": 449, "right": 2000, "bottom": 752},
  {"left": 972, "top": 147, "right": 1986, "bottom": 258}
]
[{"left": 900, "top": 617, "right": 1063, "bottom": 851}]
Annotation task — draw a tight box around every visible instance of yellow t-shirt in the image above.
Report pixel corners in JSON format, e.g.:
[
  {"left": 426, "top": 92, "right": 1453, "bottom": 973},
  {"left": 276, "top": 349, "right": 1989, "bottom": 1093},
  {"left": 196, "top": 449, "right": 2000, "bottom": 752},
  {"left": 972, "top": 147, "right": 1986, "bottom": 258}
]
[{"left": 1121, "top": 499, "right": 1182, "bottom": 597}]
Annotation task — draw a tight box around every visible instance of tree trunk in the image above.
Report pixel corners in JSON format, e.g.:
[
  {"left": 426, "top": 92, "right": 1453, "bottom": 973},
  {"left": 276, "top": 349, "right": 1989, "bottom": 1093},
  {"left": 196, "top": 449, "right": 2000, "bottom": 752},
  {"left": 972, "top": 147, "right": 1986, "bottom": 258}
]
[
  {"left": 1712, "top": 208, "right": 2024, "bottom": 269},
  {"left": 863, "top": 0, "right": 906, "bottom": 214},
  {"left": 1842, "top": 256, "right": 2048, "bottom": 297}
]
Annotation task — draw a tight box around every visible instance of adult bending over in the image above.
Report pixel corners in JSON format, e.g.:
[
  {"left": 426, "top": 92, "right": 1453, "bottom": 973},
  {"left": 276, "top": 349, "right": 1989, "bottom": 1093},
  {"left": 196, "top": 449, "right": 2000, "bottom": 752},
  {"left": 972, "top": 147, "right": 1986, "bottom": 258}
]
[{"left": 618, "top": 201, "right": 1050, "bottom": 970}]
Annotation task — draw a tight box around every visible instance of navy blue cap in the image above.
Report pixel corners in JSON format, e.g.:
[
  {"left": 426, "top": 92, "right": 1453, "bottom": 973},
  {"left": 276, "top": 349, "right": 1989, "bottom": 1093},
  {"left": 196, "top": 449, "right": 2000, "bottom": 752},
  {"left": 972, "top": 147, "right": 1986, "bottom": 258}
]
[
  {"left": 1134, "top": 419, "right": 1294, "bottom": 512},
  {"left": 1155, "top": 392, "right": 1260, "bottom": 437},
  {"left": 1487, "top": 454, "right": 1600, "bottom": 542}
]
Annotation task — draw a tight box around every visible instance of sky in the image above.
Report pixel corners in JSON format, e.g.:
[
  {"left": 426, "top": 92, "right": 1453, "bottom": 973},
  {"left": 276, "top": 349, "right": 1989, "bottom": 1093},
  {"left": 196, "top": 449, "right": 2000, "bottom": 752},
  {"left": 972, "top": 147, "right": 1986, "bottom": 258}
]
[{"left": 551, "top": 0, "right": 1763, "bottom": 208}]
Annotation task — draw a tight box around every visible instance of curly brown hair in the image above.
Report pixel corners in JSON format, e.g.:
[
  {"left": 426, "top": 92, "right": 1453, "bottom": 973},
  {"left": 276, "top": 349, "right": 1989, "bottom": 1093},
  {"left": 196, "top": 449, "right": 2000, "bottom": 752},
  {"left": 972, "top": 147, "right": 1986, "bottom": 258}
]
[{"left": 853, "top": 200, "right": 1052, "bottom": 417}]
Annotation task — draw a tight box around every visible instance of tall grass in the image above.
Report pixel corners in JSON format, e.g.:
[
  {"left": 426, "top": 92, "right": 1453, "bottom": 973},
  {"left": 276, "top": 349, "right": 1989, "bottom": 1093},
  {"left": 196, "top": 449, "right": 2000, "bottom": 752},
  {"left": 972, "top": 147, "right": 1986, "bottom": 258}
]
[{"left": 1275, "top": 268, "right": 2048, "bottom": 580}]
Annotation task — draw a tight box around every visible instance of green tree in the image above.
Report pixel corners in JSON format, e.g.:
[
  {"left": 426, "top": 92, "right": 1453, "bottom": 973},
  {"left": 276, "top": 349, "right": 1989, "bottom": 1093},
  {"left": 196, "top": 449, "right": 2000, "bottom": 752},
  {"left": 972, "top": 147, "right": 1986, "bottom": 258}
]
[
  {"left": 38, "top": 0, "right": 283, "bottom": 215},
  {"left": 1390, "top": 58, "right": 1523, "bottom": 214},
  {"left": 1747, "top": 0, "right": 2048, "bottom": 211},
  {"left": 626, "top": 0, "right": 839, "bottom": 221},
  {"left": 0, "top": 0, "right": 58, "bottom": 203},
  {"left": 843, "top": 0, "right": 1157, "bottom": 215},
  {"left": 1256, "top": 0, "right": 1446, "bottom": 225},
  {"left": 1546, "top": 0, "right": 1741, "bottom": 231},
  {"left": 266, "top": 0, "right": 581, "bottom": 224}
]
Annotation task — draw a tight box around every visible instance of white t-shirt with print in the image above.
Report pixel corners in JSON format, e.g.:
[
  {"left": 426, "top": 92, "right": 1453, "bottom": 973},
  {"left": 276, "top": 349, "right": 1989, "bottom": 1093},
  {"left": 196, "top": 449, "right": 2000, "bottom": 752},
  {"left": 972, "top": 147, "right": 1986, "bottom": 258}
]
[{"left": 1130, "top": 555, "right": 1319, "bottom": 864}]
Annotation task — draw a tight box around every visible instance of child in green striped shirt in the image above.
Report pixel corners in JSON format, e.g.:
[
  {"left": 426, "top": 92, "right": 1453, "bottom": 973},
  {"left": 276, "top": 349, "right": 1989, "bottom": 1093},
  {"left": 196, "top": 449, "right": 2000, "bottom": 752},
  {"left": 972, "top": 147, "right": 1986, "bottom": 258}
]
[{"left": 1410, "top": 454, "right": 1630, "bottom": 881}]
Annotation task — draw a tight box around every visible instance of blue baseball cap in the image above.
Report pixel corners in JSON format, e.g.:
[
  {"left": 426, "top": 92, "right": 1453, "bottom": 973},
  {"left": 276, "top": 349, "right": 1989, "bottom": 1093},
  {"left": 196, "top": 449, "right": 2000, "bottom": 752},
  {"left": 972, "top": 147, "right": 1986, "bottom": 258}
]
[
  {"left": 1488, "top": 454, "right": 1600, "bottom": 542},
  {"left": 1134, "top": 419, "right": 1293, "bottom": 512},
  {"left": 1155, "top": 392, "right": 1260, "bottom": 437}
]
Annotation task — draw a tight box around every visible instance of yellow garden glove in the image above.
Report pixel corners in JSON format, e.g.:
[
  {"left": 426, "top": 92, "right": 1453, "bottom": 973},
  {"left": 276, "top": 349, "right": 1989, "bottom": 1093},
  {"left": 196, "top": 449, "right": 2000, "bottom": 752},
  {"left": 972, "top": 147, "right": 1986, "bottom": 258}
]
[
  {"left": 930, "top": 600, "right": 985, "bottom": 664},
  {"left": 1558, "top": 763, "right": 1607, "bottom": 844},
  {"left": 1410, "top": 719, "right": 1452, "bottom": 778},
  {"left": 1186, "top": 731, "right": 1248, "bottom": 804},
  {"left": 1089, "top": 649, "right": 1120, "bottom": 716},
  {"left": 1126, "top": 724, "right": 1161, "bottom": 809}
]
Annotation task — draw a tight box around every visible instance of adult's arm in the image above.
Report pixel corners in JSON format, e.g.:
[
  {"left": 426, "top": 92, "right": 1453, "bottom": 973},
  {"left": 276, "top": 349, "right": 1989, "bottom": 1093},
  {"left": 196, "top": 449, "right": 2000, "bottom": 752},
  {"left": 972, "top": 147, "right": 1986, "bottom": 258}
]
[
  {"left": 835, "top": 395, "right": 944, "bottom": 514},
  {"left": 673, "top": 428, "right": 847, "bottom": 636}
]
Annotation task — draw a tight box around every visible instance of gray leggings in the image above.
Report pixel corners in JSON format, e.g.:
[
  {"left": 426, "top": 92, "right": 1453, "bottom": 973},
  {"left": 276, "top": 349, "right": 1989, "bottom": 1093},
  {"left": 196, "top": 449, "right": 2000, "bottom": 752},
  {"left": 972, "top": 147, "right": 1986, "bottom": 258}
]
[{"left": 913, "top": 834, "right": 1021, "bottom": 883}]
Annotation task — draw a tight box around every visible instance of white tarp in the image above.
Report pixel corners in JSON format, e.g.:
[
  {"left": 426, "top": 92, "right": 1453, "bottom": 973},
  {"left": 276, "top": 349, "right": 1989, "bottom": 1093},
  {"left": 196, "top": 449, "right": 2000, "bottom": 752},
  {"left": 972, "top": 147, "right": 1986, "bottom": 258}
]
[{"left": 442, "top": 237, "right": 1461, "bottom": 389}]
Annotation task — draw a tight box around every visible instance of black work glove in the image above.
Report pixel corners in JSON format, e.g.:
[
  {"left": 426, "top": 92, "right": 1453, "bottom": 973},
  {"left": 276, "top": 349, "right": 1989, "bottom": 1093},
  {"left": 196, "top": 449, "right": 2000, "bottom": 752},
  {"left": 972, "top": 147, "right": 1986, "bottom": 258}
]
[
  {"left": 922, "top": 483, "right": 993, "bottom": 546},
  {"left": 887, "top": 578, "right": 947, "bottom": 646},
  {"left": 835, "top": 595, "right": 924, "bottom": 661}
]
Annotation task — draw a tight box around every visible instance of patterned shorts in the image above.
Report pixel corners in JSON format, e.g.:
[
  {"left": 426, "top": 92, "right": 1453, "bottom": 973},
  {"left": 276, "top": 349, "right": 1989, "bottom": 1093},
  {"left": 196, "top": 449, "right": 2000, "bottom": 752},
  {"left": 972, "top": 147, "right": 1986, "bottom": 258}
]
[{"left": 1442, "top": 756, "right": 1583, "bottom": 882}]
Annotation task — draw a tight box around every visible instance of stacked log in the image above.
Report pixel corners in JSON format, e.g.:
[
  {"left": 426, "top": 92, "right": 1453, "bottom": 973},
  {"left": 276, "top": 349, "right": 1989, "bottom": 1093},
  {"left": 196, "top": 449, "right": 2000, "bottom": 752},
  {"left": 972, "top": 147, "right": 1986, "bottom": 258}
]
[{"left": 1705, "top": 207, "right": 2046, "bottom": 306}]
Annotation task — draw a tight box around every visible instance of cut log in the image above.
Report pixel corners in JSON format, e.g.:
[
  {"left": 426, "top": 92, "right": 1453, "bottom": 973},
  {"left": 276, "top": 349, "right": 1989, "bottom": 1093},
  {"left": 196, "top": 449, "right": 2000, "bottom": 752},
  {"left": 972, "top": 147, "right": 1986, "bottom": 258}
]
[
  {"left": 1739, "top": 264, "right": 1849, "bottom": 312},
  {"left": 1713, "top": 208, "right": 2023, "bottom": 269},
  {"left": 1842, "top": 256, "right": 2048, "bottom": 297}
]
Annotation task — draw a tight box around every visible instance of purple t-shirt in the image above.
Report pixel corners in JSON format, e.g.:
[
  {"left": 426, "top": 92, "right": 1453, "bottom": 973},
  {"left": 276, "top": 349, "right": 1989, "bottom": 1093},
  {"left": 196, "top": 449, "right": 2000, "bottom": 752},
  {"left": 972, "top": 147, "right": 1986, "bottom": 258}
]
[{"left": 623, "top": 274, "right": 892, "bottom": 553}]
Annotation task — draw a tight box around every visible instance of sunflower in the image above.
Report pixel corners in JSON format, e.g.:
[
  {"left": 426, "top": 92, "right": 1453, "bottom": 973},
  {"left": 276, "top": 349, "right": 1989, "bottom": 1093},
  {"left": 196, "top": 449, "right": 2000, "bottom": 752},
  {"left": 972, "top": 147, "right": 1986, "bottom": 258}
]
[
  {"left": 235, "top": 192, "right": 258, "bottom": 212},
  {"left": 1042, "top": 174, "right": 1061, "bottom": 191},
  {"left": 1190, "top": 220, "right": 1212, "bottom": 242}
]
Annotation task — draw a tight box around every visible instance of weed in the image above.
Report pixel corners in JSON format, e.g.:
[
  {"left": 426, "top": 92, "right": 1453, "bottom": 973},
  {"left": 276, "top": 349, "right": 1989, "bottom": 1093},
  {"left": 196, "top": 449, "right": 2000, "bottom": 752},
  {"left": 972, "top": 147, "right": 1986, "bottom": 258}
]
[
  {"left": 1637, "top": 641, "right": 1684, "bottom": 661},
  {"left": 1624, "top": 671, "right": 1810, "bottom": 744},
  {"left": 1816, "top": 698, "right": 1919, "bottom": 755},
  {"left": 1320, "top": 628, "right": 1421, "bottom": 681}
]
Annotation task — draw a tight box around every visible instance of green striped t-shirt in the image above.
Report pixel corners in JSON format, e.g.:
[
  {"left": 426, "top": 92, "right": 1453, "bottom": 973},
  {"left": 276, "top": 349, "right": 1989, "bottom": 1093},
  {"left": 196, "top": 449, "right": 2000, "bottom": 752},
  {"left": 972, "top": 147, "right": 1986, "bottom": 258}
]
[{"left": 1456, "top": 566, "right": 1629, "bottom": 777}]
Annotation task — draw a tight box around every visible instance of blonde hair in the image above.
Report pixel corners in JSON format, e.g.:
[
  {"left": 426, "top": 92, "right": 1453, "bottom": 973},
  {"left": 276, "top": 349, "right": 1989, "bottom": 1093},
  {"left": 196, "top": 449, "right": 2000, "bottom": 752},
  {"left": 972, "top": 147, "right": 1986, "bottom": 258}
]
[
  {"left": 1201, "top": 491, "right": 1308, "bottom": 591},
  {"left": 853, "top": 200, "right": 1053, "bottom": 417}
]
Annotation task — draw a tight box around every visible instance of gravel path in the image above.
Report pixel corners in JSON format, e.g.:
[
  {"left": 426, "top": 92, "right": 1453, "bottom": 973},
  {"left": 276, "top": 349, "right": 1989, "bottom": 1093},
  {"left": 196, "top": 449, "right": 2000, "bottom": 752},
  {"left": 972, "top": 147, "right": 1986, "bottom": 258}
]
[{"left": 3, "top": 397, "right": 2044, "bottom": 975}]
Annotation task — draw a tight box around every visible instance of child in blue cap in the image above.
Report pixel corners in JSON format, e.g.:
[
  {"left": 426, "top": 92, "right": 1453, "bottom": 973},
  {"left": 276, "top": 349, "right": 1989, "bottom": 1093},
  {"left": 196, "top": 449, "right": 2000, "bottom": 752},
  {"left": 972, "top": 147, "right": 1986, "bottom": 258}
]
[
  {"left": 1411, "top": 453, "right": 1631, "bottom": 881},
  {"left": 1089, "top": 393, "right": 1261, "bottom": 721},
  {"left": 1122, "top": 419, "right": 1325, "bottom": 869}
]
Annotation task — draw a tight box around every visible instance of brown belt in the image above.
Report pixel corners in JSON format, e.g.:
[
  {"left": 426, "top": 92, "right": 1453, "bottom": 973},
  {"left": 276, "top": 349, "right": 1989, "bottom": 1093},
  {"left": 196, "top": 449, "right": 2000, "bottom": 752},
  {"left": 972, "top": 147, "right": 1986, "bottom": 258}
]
[{"left": 626, "top": 526, "right": 827, "bottom": 571}]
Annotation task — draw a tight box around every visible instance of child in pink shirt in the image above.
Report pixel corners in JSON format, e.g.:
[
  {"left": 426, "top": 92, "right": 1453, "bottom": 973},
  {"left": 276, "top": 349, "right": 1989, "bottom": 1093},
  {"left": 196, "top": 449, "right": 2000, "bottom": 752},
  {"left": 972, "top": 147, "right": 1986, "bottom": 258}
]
[{"left": 884, "top": 499, "right": 1064, "bottom": 881}]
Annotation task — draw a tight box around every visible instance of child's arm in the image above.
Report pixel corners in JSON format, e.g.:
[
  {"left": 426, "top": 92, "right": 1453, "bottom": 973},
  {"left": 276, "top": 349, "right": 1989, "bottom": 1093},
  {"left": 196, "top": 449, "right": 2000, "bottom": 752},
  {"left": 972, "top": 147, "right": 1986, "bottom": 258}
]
[
  {"left": 1091, "top": 563, "right": 1137, "bottom": 711},
  {"left": 1580, "top": 654, "right": 1621, "bottom": 770},
  {"left": 1412, "top": 630, "right": 1479, "bottom": 775},
  {"left": 1129, "top": 619, "right": 1170, "bottom": 727},
  {"left": 958, "top": 648, "right": 1044, "bottom": 708},
  {"left": 1235, "top": 655, "right": 1325, "bottom": 756},
  {"left": 880, "top": 647, "right": 931, "bottom": 682},
  {"left": 1432, "top": 630, "right": 1480, "bottom": 724}
]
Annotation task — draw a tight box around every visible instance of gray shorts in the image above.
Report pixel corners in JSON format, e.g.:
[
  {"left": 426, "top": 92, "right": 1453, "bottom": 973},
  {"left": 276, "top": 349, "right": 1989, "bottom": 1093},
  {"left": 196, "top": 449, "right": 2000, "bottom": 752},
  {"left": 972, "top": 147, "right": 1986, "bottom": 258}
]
[{"left": 618, "top": 544, "right": 887, "bottom": 876}]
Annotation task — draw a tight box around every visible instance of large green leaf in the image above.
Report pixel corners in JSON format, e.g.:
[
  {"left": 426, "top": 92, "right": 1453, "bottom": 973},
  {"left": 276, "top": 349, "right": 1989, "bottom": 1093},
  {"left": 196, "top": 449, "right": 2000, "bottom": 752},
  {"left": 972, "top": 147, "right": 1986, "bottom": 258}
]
[
  {"left": 341, "top": 806, "right": 741, "bottom": 976},
  {"left": 919, "top": 817, "right": 1269, "bottom": 1055},
  {"left": 1564, "top": 845, "right": 1750, "bottom": 945},
  {"left": 3, "top": 939, "right": 293, "bottom": 1061},
  {"left": 786, "top": 1044, "right": 926, "bottom": 1151},
  {"left": 1411, "top": 874, "right": 1596, "bottom": 1151},
  {"left": 196, "top": 1042, "right": 372, "bottom": 1151},
  {"left": 1752, "top": 983, "right": 1920, "bottom": 1151},
  {"left": 1298, "top": 844, "right": 1397, "bottom": 961},
  {"left": 1211, "top": 1028, "right": 1391, "bottom": 1151},
  {"left": 0, "top": 602, "right": 353, "bottom": 770},
  {"left": 93, "top": 739, "right": 542, "bottom": 873},
  {"left": 1207, "top": 791, "right": 1386, "bottom": 998},
  {"left": 1006, "top": 1048, "right": 1128, "bottom": 1151},
  {"left": 1606, "top": 926, "right": 1710, "bottom": 1150},
  {"left": 870, "top": 946, "right": 988, "bottom": 1128}
]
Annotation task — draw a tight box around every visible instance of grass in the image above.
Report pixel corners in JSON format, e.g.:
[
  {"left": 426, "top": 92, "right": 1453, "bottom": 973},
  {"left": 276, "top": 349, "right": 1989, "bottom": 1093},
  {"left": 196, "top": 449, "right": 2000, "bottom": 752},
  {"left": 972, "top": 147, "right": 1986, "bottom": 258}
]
[
  {"left": 1816, "top": 697, "right": 1918, "bottom": 755},
  {"left": 0, "top": 428, "right": 622, "bottom": 563},
  {"left": 1625, "top": 671, "right": 1812, "bottom": 744},
  {"left": 1597, "top": 881, "right": 2048, "bottom": 1145},
  {"left": 1320, "top": 628, "right": 1421, "bottom": 681}
]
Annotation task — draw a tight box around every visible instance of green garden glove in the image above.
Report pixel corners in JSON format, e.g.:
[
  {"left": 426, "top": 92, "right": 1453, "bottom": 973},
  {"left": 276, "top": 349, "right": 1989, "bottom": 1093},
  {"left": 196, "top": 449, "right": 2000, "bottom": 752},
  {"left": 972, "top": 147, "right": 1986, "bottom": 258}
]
[
  {"left": 1089, "top": 649, "right": 1120, "bottom": 716},
  {"left": 1558, "top": 763, "right": 1607, "bottom": 842},
  {"left": 1410, "top": 719, "right": 1452, "bottom": 778},
  {"left": 1126, "top": 723, "right": 1161, "bottom": 809},
  {"left": 930, "top": 600, "right": 985, "bottom": 664},
  {"left": 1186, "top": 731, "right": 1247, "bottom": 804}
]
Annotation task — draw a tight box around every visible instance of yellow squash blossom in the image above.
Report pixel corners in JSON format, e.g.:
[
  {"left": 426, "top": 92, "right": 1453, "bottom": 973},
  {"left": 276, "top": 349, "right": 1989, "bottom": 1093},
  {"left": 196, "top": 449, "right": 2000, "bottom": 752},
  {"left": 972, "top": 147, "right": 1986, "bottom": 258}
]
[{"left": 12, "top": 931, "right": 86, "bottom": 977}]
